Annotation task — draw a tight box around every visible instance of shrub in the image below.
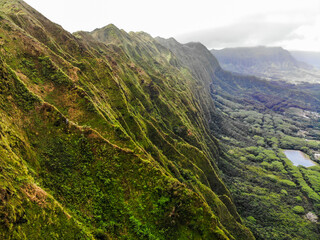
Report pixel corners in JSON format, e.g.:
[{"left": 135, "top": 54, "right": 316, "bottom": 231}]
[
  {"left": 292, "top": 206, "right": 304, "bottom": 214},
  {"left": 270, "top": 161, "right": 284, "bottom": 171},
  {"left": 246, "top": 216, "right": 257, "bottom": 224},
  {"left": 280, "top": 180, "right": 296, "bottom": 188}
]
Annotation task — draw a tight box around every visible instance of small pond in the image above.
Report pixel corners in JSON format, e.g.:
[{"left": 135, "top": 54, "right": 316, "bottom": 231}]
[{"left": 283, "top": 150, "right": 317, "bottom": 167}]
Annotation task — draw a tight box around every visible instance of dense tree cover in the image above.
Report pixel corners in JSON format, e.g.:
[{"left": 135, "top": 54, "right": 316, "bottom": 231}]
[{"left": 211, "top": 72, "right": 320, "bottom": 239}]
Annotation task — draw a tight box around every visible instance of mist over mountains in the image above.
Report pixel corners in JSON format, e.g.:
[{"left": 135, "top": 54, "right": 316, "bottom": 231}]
[
  {"left": 211, "top": 46, "right": 320, "bottom": 83},
  {"left": 291, "top": 51, "right": 320, "bottom": 69}
]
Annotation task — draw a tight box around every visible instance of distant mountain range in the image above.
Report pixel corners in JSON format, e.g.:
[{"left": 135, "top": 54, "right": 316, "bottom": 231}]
[{"left": 211, "top": 46, "right": 320, "bottom": 83}]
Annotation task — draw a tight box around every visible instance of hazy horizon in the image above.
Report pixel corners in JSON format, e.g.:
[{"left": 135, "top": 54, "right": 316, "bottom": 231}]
[{"left": 24, "top": 0, "right": 320, "bottom": 52}]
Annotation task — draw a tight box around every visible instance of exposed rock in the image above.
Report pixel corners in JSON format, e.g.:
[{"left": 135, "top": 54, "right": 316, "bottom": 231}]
[{"left": 305, "top": 212, "right": 318, "bottom": 223}]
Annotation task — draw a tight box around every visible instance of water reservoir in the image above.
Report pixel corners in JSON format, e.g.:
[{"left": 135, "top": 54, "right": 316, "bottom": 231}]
[{"left": 283, "top": 150, "right": 316, "bottom": 167}]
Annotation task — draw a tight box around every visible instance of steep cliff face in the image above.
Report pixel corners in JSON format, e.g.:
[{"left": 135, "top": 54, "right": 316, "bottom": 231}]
[
  {"left": 212, "top": 46, "right": 303, "bottom": 68},
  {"left": 0, "top": 0, "right": 254, "bottom": 239},
  {"left": 155, "top": 38, "right": 320, "bottom": 141},
  {"left": 156, "top": 37, "right": 320, "bottom": 240},
  {"left": 155, "top": 37, "right": 220, "bottom": 85}
]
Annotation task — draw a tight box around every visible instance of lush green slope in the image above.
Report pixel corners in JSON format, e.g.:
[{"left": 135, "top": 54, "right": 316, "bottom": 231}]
[
  {"left": 157, "top": 37, "right": 320, "bottom": 239},
  {"left": 0, "top": 0, "right": 254, "bottom": 239}
]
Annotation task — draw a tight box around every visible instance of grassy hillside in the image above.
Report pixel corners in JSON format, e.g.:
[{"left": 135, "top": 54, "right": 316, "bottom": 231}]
[
  {"left": 158, "top": 37, "right": 320, "bottom": 239},
  {"left": 0, "top": 0, "right": 254, "bottom": 239}
]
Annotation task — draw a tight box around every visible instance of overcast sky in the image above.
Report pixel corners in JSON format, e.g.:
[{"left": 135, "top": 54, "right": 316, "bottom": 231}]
[{"left": 24, "top": 0, "right": 320, "bottom": 51}]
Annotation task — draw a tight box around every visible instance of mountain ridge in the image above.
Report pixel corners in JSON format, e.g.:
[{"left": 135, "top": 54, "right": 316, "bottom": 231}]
[
  {"left": 1, "top": 1, "right": 320, "bottom": 239},
  {"left": 0, "top": 1, "right": 254, "bottom": 239},
  {"left": 155, "top": 36, "right": 320, "bottom": 239},
  {"left": 211, "top": 46, "right": 320, "bottom": 83}
]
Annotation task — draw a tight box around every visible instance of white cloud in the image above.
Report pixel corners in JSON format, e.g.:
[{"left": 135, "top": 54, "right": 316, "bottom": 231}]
[
  {"left": 279, "top": 16, "right": 320, "bottom": 51},
  {"left": 24, "top": 0, "right": 320, "bottom": 51},
  {"left": 175, "top": 15, "right": 308, "bottom": 48}
]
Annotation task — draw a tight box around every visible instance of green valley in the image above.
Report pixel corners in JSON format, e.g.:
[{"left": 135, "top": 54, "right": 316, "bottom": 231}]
[
  {"left": 159, "top": 38, "right": 320, "bottom": 239},
  {"left": 0, "top": 0, "right": 320, "bottom": 239}
]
